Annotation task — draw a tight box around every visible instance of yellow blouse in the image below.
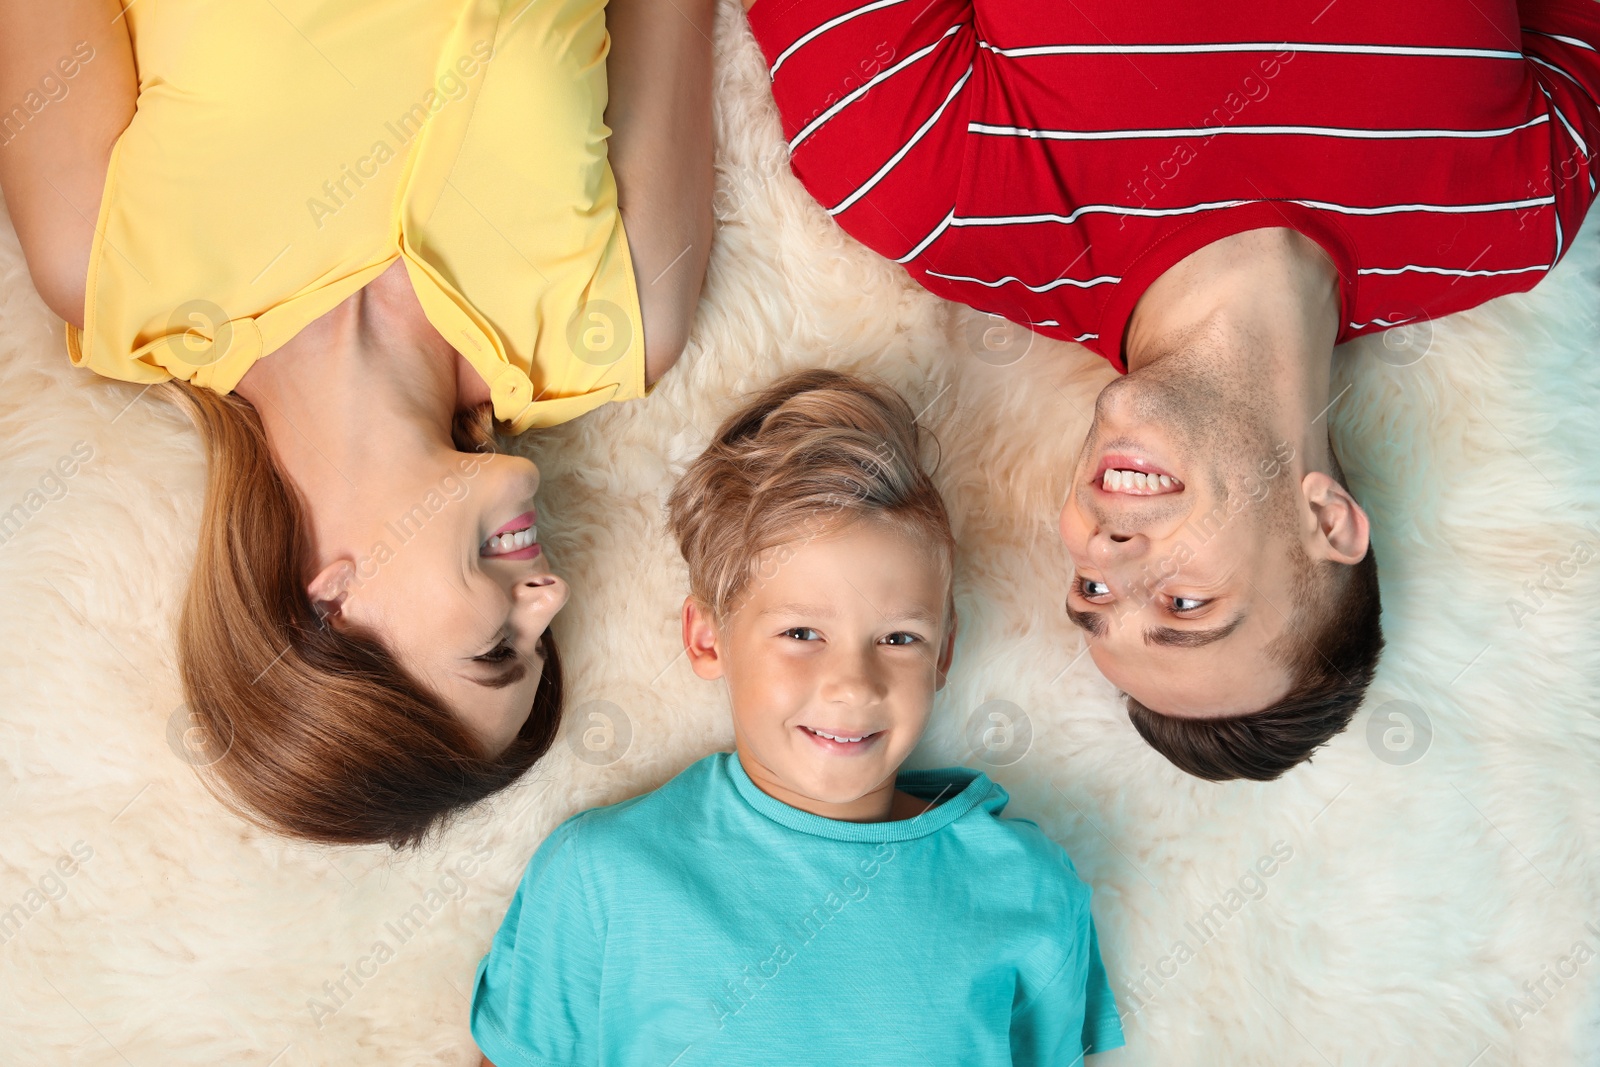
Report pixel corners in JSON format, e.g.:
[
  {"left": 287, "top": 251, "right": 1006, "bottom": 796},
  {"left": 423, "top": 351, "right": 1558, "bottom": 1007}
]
[{"left": 66, "top": 0, "right": 647, "bottom": 434}]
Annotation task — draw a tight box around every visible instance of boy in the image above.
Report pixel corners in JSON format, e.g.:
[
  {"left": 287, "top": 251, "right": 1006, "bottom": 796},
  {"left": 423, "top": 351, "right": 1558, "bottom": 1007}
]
[{"left": 471, "top": 369, "right": 1125, "bottom": 1065}]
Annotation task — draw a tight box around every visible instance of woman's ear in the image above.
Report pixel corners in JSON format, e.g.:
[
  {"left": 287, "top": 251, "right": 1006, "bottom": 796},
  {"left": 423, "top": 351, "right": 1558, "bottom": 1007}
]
[
  {"left": 1301, "top": 472, "right": 1371, "bottom": 565},
  {"left": 682, "top": 595, "right": 725, "bottom": 680},
  {"left": 306, "top": 559, "right": 357, "bottom": 626}
]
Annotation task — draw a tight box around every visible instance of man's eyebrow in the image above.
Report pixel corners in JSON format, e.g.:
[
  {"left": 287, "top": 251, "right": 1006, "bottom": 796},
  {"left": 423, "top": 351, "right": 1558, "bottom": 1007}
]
[
  {"left": 468, "top": 662, "right": 527, "bottom": 690},
  {"left": 1144, "top": 613, "right": 1247, "bottom": 648},
  {"left": 1065, "top": 605, "right": 1107, "bottom": 638}
]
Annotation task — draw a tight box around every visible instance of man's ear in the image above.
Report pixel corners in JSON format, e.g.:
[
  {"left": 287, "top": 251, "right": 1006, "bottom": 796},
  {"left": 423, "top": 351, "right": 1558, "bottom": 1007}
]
[
  {"left": 682, "top": 595, "right": 725, "bottom": 681},
  {"left": 1301, "top": 472, "right": 1370, "bottom": 565},
  {"left": 306, "top": 559, "right": 358, "bottom": 627},
  {"left": 935, "top": 603, "right": 959, "bottom": 691}
]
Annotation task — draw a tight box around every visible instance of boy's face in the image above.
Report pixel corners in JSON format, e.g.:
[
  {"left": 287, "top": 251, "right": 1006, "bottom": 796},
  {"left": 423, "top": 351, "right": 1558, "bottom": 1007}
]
[{"left": 683, "top": 517, "right": 956, "bottom": 819}]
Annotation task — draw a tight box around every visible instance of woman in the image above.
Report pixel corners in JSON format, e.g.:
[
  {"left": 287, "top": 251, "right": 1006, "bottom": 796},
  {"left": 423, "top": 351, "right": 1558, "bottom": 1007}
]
[{"left": 0, "top": 0, "right": 712, "bottom": 846}]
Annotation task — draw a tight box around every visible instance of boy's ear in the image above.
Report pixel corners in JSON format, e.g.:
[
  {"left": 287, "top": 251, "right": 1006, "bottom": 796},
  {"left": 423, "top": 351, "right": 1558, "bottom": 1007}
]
[
  {"left": 682, "top": 595, "right": 725, "bottom": 680},
  {"left": 934, "top": 604, "right": 958, "bottom": 691}
]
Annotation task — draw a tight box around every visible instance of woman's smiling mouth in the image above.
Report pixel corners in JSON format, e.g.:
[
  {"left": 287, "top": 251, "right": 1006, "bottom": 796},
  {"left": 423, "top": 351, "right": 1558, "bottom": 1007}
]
[{"left": 482, "top": 510, "right": 541, "bottom": 560}]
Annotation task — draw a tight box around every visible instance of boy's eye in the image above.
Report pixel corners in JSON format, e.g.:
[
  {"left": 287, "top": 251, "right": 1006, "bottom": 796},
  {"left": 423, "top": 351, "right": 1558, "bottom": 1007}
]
[
  {"left": 882, "top": 632, "right": 920, "bottom": 646},
  {"left": 1170, "top": 596, "right": 1209, "bottom": 613},
  {"left": 782, "top": 627, "right": 821, "bottom": 641}
]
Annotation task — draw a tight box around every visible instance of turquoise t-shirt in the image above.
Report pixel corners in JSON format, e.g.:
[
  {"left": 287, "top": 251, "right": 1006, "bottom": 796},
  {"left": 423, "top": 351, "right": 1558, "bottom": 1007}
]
[{"left": 471, "top": 752, "right": 1126, "bottom": 1066}]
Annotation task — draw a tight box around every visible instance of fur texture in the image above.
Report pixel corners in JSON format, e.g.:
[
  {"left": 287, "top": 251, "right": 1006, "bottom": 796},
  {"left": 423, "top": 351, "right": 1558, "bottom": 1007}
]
[{"left": 2, "top": 5, "right": 1598, "bottom": 1063}]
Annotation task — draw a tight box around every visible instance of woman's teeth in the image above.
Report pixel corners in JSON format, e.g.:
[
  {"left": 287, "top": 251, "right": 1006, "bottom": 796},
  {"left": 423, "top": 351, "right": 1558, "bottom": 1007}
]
[
  {"left": 1101, "top": 469, "right": 1179, "bottom": 494},
  {"left": 482, "top": 525, "right": 537, "bottom": 554}
]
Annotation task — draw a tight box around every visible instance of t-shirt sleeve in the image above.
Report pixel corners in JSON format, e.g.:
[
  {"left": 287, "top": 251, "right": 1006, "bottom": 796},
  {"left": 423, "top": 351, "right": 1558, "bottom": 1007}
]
[
  {"left": 1009, "top": 870, "right": 1127, "bottom": 1064},
  {"left": 1519, "top": 0, "right": 1600, "bottom": 265},
  {"left": 471, "top": 818, "right": 603, "bottom": 1067}
]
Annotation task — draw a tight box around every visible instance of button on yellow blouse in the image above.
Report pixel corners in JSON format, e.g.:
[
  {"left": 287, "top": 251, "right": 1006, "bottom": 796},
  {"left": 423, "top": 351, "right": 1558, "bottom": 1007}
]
[{"left": 65, "top": 0, "right": 648, "bottom": 434}]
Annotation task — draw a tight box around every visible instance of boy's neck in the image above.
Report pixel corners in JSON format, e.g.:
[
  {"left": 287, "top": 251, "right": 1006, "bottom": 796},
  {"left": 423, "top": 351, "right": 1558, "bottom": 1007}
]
[{"left": 734, "top": 746, "right": 932, "bottom": 822}]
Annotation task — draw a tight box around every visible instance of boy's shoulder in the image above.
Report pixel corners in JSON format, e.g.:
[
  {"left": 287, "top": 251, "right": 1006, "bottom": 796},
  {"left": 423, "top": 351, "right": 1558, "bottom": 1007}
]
[
  {"left": 555, "top": 751, "right": 727, "bottom": 855},
  {"left": 905, "top": 766, "right": 1094, "bottom": 900}
]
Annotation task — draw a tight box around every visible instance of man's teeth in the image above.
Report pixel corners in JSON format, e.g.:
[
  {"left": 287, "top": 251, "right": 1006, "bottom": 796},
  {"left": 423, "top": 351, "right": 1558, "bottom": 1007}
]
[
  {"left": 483, "top": 525, "right": 537, "bottom": 554},
  {"left": 810, "top": 728, "right": 869, "bottom": 743},
  {"left": 1101, "top": 469, "right": 1176, "bottom": 492}
]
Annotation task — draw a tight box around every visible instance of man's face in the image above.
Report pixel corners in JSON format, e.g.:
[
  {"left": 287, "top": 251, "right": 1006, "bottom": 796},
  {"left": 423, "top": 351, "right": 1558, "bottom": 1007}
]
[{"left": 1057, "top": 364, "right": 1307, "bottom": 717}]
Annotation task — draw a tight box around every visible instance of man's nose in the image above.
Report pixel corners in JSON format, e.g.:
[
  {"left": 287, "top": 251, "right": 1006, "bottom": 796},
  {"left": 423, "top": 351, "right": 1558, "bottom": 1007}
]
[{"left": 1086, "top": 525, "right": 1149, "bottom": 567}]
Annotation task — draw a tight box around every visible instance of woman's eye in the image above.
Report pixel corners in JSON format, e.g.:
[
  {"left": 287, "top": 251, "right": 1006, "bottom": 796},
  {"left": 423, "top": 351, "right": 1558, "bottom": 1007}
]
[
  {"left": 474, "top": 640, "right": 518, "bottom": 664},
  {"left": 1077, "top": 576, "right": 1112, "bottom": 601},
  {"left": 782, "top": 627, "right": 821, "bottom": 641},
  {"left": 882, "top": 632, "right": 920, "bottom": 646},
  {"left": 1170, "top": 596, "right": 1208, "bottom": 613}
]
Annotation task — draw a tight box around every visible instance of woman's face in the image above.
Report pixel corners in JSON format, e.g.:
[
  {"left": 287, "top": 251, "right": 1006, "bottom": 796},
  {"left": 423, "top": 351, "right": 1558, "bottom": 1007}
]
[{"left": 314, "top": 450, "right": 568, "bottom": 754}]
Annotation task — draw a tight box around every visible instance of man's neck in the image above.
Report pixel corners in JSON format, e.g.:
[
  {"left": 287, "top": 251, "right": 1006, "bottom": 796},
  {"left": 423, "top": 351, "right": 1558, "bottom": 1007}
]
[{"left": 1122, "top": 227, "right": 1343, "bottom": 470}]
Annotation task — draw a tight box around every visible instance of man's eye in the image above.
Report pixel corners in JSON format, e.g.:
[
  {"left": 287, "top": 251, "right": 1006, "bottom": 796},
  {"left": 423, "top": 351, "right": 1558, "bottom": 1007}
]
[
  {"left": 1077, "top": 576, "right": 1112, "bottom": 601},
  {"left": 474, "top": 640, "right": 517, "bottom": 664},
  {"left": 782, "top": 627, "right": 821, "bottom": 641},
  {"left": 882, "top": 632, "right": 921, "bottom": 646},
  {"left": 1170, "top": 596, "right": 1208, "bottom": 613}
]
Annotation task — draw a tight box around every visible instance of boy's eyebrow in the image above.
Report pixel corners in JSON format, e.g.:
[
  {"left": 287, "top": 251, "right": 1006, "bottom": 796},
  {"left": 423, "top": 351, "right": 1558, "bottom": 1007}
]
[
  {"left": 760, "top": 602, "right": 837, "bottom": 618},
  {"left": 760, "top": 602, "right": 944, "bottom": 625}
]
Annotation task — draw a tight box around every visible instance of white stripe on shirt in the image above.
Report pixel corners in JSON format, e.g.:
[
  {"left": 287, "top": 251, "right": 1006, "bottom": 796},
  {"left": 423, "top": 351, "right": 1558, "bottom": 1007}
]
[
  {"left": 770, "top": 0, "right": 914, "bottom": 79},
  {"left": 968, "top": 115, "right": 1548, "bottom": 141},
  {"left": 896, "top": 212, "right": 955, "bottom": 263},
  {"left": 1523, "top": 28, "right": 1598, "bottom": 53},
  {"left": 829, "top": 66, "right": 973, "bottom": 216},
  {"left": 1537, "top": 81, "right": 1592, "bottom": 159},
  {"left": 1349, "top": 316, "right": 1419, "bottom": 329},
  {"left": 976, "top": 39, "right": 1525, "bottom": 60},
  {"left": 926, "top": 270, "right": 1121, "bottom": 291},
  {"left": 945, "top": 194, "right": 1555, "bottom": 229},
  {"left": 791, "top": 25, "right": 966, "bottom": 151},
  {"left": 1357, "top": 263, "right": 1550, "bottom": 278}
]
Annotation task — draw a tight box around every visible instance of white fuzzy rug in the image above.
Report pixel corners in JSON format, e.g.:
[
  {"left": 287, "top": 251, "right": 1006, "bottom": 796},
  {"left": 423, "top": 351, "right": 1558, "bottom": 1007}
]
[{"left": 4, "top": 5, "right": 1600, "bottom": 1064}]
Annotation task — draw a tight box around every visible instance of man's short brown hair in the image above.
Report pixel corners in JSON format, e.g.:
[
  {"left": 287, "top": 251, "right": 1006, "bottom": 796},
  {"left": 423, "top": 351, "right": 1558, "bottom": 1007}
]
[{"left": 1126, "top": 541, "right": 1384, "bottom": 781}]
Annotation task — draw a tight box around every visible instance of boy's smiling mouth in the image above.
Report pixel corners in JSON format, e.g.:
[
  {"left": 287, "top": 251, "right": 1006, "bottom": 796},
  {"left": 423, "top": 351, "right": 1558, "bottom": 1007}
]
[{"left": 799, "top": 725, "right": 883, "bottom": 752}]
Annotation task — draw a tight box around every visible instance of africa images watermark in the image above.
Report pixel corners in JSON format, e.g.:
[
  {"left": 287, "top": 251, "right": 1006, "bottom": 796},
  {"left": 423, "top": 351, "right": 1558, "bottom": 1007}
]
[
  {"left": 1504, "top": 920, "right": 1600, "bottom": 1031},
  {"left": 1505, "top": 520, "right": 1600, "bottom": 629},
  {"left": 1118, "top": 839, "right": 1296, "bottom": 1020},
  {"left": 0, "top": 441, "right": 97, "bottom": 549},
  {"left": 1118, "top": 47, "right": 1297, "bottom": 228},
  {"left": 0, "top": 41, "right": 97, "bottom": 149},
  {"left": 304, "top": 38, "right": 496, "bottom": 230},
  {"left": 0, "top": 841, "right": 96, "bottom": 949},
  {"left": 706, "top": 842, "right": 900, "bottom": 1030},
  {"left": 1106, "top": 440, "right": 1297, "bottom": 624},
  {"left": 306, "top": 840, "right": 495, "bottom": 1028}
]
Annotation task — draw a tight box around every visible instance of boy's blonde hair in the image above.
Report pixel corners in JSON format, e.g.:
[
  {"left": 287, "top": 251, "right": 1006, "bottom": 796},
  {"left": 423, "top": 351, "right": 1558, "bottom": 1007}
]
[{"left": 666, "top": 369, "right": 955, "bottom": 624}]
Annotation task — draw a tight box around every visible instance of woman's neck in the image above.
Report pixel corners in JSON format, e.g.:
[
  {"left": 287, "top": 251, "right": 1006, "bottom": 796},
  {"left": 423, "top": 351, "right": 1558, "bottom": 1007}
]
[{"left": 234, "top": 260, "right": 478, "bottom": 559}]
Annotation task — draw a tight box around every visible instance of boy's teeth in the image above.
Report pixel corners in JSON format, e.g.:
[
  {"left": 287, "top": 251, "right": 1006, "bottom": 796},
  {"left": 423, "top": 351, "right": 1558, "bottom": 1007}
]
[
  {"left": 483, "top": 525, "right": 537, "bottom": 553},
  {"left": 812, "top": 728, "right": 867, "bottom": 743}
]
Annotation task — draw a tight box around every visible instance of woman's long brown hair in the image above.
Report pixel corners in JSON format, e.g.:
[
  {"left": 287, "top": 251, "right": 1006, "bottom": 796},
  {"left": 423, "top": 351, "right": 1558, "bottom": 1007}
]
[{"left": 166, "top": 383, "right": 563, "bottom": 848}]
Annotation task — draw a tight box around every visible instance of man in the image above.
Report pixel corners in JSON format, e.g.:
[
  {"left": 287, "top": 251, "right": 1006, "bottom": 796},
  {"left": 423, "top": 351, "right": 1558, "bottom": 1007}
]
[{"left": 742, "top": 0, "right": 1600, "bottom": 777}]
